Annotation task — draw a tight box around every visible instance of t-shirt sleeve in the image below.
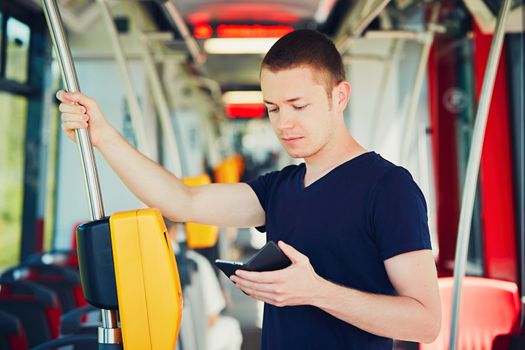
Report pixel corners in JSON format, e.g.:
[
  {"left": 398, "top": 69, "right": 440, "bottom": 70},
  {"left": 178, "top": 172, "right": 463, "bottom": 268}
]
[
  {"left": 370, "top": 167, "right": 432, "bottom": 260},
  {"left": 245, "top": 171, "right": 279, "bottom": 232}
]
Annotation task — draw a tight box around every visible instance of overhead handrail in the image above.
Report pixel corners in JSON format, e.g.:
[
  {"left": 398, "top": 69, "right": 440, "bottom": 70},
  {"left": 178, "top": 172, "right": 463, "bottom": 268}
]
[
  {"left": 449, "top": 0, "right": 513, "bottom": 348},
  {"left": 41, "top": 0, "right": 121, "bottom": 348},
  {"left": 159, "top": 0, "right": 206, "bottom": 66},
  {"left": 335, "top": 0, "right": 391, "bottom": 53}
]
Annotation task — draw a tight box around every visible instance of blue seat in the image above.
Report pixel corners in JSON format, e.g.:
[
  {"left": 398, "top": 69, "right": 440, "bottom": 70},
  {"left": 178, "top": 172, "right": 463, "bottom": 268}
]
[
  {"left": 0, "top": 279, "right": 61, "bottom": 348},
  {"left": 0, "top": 309, "right": 28, "bottom": 350}
]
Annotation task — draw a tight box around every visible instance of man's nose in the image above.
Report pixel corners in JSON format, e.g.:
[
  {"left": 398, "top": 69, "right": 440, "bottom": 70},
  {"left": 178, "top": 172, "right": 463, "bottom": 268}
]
[{"left": 275, "top": 111, "right": 294, "bottom": 131}]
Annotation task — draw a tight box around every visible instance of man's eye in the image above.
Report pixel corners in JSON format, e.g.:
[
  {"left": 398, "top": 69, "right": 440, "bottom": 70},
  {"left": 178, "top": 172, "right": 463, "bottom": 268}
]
[
  {"left": 268, "top": 108, "right": 279, "bottom": 113},
  {"left": 293, "top": 105, "right": 307, "bottom": 110}
]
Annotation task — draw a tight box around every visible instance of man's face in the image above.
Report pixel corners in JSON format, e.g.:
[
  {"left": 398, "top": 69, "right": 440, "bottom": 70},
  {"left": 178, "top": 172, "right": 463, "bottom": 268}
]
[{"left": 260, "top": 66, "right": 338, "bottom": 159}]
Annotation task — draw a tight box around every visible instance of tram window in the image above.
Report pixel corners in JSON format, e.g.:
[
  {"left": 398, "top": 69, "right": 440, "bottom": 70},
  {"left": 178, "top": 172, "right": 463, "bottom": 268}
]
[
  {"left": 5, "top": 17, "right": 30, "bottom": 84},
  {"left": 0, "top": 92, "right": 28, "bottom": 269},
  {"left": 0, "top": 12, "right": 3, "bottom": 72}
]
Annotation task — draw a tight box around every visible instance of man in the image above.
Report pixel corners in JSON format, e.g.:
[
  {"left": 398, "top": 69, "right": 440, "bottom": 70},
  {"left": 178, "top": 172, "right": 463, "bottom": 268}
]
[{"left": 58, "top": 29, "right": 441, "bottom": 349}]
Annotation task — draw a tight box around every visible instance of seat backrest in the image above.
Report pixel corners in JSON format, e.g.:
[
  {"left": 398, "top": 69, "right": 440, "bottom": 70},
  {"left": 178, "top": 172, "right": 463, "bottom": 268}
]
[
  {"left": 420, "top": 277, "right": 521, "bottom": 350},
  {"left": 1, "top": 264, "right": 85, "bottom": 313},
  {"left": 0, "top": 280, "right": 61, "bottom": 348},
  {"left": 0, "top": 309, "right": 29, "bottom": 350}
]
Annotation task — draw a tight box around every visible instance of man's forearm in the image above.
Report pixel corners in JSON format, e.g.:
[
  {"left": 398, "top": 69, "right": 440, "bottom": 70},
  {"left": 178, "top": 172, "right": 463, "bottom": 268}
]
[
  {"left": 311, "top": 277, "right": 440, "bottom": 343},
  {"left": 96, "top": 128, "right": 190, "bottom": 220}
]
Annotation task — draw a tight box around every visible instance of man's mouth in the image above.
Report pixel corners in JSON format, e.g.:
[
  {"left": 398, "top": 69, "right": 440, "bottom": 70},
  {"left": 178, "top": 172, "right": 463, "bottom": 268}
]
[{"left": 282, "top": 136, "right": 303, "bottom": 142}]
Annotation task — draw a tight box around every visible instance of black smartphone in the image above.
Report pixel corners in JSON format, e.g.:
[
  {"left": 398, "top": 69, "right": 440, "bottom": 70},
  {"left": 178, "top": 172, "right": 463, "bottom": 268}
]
[{"left": 215, "top": 241, "right": 292, "bottom": 279}]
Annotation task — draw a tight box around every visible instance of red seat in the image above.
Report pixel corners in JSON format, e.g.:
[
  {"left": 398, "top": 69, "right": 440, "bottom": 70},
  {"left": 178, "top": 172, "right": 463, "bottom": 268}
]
[{"left": 421, "top": 277, "right": 520, "bottom": 350}]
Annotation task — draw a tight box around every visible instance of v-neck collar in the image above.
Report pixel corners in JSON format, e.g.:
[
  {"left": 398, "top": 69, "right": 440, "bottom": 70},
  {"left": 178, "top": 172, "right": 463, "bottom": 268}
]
[{"left": 299, "top": 151, "right": 375, "bottom": 190}]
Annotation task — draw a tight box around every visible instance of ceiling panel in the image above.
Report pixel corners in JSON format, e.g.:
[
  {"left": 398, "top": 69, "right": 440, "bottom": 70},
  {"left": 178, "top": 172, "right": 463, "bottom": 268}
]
[{"left": 174, "top": 0, "right": 320, "bottom": 24}]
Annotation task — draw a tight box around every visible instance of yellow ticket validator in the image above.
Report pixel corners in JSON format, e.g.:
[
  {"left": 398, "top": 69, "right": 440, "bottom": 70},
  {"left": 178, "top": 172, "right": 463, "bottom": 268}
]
[{"left": 109, "top": 208, "right": 183, "bottom": 350}]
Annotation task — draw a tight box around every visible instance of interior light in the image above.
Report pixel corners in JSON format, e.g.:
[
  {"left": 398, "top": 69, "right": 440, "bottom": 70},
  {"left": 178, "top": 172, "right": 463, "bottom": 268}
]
[
  {"left": 204, "top": 38, "right": 278, "bottom": 54},
  {"left": 222, "top": 91, "right": 264, "bottom": 104}
]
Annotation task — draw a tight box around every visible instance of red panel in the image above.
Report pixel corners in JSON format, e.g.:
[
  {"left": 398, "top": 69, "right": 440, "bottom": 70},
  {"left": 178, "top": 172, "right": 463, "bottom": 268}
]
[
  {"left": 473, "top": 22, "right": 517, "bottom": 282},
  {"left": 225, "top": 104, "right": 266, "bottom": 119},
  {"left": 420, "top": 277, "right": 521, "bottom": 349},
  {"left": 427, "top": 36, "right": 461, "bottom": 275},
  {"left": 73, "top": 285, "right": 87, "bottom": 307},
  {"left": 45, "top": 306, "right": 61, "bottom": 339},
  {"left": 188, "top": 13, "right": 211, "bottom": 25},
  {"left": 36, "top": 218, "right": 44, "bottom": 253},
  {"left": 7, "top": 333, "right": 29, "bottom": 350},
  {"left": 191, "top": 4, "right": 299, "bottom": 23}
]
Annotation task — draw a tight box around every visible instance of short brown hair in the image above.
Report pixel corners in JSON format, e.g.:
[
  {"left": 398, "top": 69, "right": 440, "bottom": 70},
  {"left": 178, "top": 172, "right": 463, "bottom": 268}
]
[{"left": 261, "top": 29, "right": 345, "bottom": 98}]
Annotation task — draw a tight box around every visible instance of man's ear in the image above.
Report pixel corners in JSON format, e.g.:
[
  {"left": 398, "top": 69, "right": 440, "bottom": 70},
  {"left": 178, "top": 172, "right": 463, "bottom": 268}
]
[{"left": 335, "top": 81, "right": 351, "bottom": 112}]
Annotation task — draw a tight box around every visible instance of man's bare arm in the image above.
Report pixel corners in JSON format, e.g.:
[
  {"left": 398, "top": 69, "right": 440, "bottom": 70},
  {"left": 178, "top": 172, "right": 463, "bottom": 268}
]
[
  {"left": 312, "top": 250, "right": 441, "bottom": 343},
  {"left": 58, "top": 90, "right": 265, "bottom": 228}
]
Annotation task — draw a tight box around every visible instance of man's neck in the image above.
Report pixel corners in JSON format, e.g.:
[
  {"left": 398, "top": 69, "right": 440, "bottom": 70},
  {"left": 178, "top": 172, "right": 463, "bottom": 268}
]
[{"left": 303, "top": 129, "right": 366, "bottom": 186}]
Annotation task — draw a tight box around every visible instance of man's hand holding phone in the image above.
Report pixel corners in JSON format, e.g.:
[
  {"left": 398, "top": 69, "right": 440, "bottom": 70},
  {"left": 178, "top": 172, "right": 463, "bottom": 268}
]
[{"left": 217, "top": 240, "right": 325, "bottom": 308}]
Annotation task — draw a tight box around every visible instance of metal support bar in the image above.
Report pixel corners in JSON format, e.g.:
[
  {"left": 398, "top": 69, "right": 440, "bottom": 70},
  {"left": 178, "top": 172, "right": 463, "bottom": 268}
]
[
  {"left": 369, "top": 39, "right": 402, "bottom": 146},
  {"left": 365, "top": 30, "right": 431, "bottom": 42},
  {"left": 161, "top": 0, "right": 206, "bottom": 66},
  {"left": 449, "top": 0, "right": 513, "bottom": 348},
  {"left": 42, "top": 0, "right": 105, "bottom": 221},
  {"left": 336, "top": 0, "right": 391, "bottom": 53},
  {"left": 353, "top": 0, "right": 391, "bottom": 36},
  {"left": 400, "top": 32, "right": 434, "bottom": 163},
  {"left": 400, "top": 4, "right": 440, "bottom": 165},
  {"left": 41, "top": 1, "right": 121, "bottom": 347},
  {"left": 97, "top": 0, "right": 154, "bottom": 159},
  {"left": 140, "top": 35, "right": 185, "bottom": 177}
]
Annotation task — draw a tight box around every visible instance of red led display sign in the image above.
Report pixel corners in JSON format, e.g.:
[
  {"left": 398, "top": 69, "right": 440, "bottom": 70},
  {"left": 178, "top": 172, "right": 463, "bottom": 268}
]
[{"left": 193, "top": 24, "right": 293, "bottom": 39}]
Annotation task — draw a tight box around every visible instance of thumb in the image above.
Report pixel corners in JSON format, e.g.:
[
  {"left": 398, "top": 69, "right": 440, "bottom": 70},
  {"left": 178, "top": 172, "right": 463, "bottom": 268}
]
[{"left": 278, "top": 241, "right": 307, "bottom": 264}]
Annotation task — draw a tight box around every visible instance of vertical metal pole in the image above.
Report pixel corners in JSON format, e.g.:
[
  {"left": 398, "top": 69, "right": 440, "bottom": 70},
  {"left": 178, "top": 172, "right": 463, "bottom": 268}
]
[
  {"left": 400, "top": 4, "right": 440, "bottom": 165},
  {"left": 369, "top": 39, "right": 402, "bottom": 147},
  {"left": 42, "top": 0, "right": 105, "bottom": 221},
  {"left": 41, "top": 0, "right": 122, "bottom": 348},
  {"left": 400, "top": 32, "right": 433, "bottom": 164},
  {"left": 139, "top": 36, "right": 185, "bottom": 177},
  {"left": 97, "top": 0, "right": 154, "bottom": 159},
  {"left": 449, "top": 0, "right": 512, "bottom": 348}
]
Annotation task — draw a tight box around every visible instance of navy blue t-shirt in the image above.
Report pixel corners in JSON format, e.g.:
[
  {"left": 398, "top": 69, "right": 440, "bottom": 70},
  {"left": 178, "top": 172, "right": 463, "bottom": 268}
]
[{"left": 246, "top": 151, "right": 432, "bottom": 350}]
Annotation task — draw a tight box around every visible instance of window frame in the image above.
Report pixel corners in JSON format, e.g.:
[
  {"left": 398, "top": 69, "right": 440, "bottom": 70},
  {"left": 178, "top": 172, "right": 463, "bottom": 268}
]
[
  {"left": 0, "top": 0, "right": 49, "bottom": 266},
  {"left": 0, "top": 0, "right": 45, "bottom": 96}
]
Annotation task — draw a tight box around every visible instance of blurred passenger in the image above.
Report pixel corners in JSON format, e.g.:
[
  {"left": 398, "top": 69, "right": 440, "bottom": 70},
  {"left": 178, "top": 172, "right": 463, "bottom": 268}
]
[{"left": 167, "top": 223, "right": 242, "bottom": 350}]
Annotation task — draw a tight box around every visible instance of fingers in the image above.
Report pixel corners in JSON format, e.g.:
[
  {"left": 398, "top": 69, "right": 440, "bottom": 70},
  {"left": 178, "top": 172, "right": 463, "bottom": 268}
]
[
  {"left": 56, "top": 90, "right": 98, "bottom": 110},
  {"left": 235, "top": 269, "right": 282, "bottom": 283},
  {"left": 278, "top": 241, "right": 307, "bottom": 264},
  {"left": 61, "top": 113, "right": 89, "bottom": 130},
  {"left": 239, "top": 286, "right": 285, "bottom": 306},
  {"left": 231, "top": 275, "right": 277, "bottom": 293},
  {"left": 59, "top": 103, "right": 86, "bottom": 114}
]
